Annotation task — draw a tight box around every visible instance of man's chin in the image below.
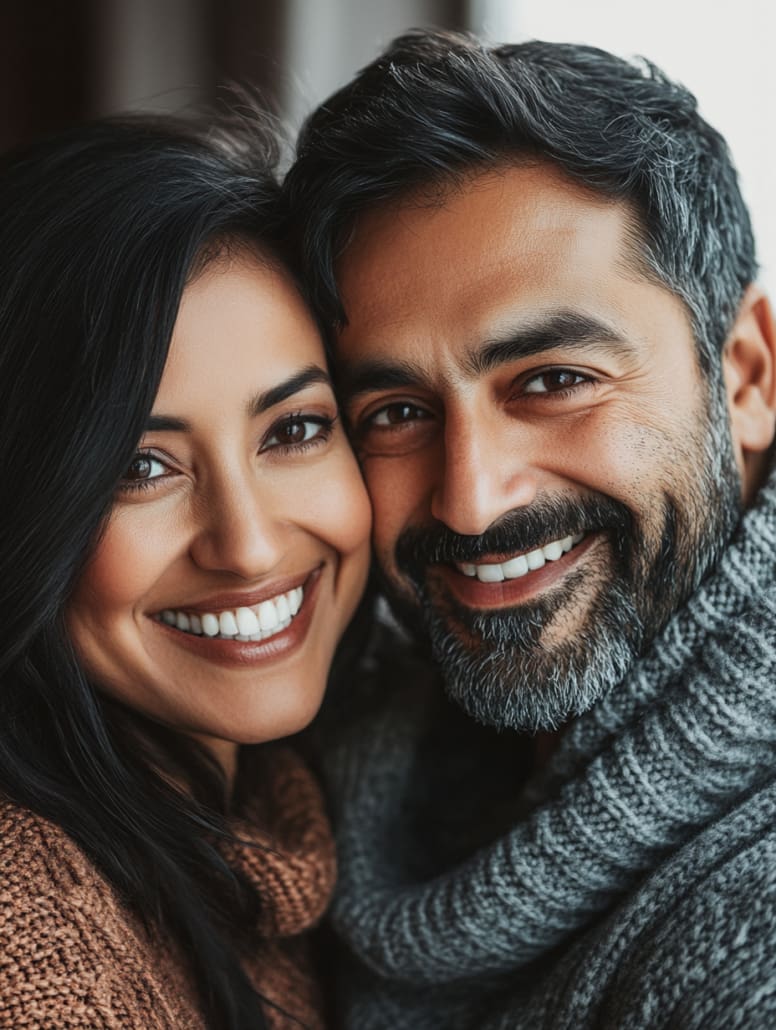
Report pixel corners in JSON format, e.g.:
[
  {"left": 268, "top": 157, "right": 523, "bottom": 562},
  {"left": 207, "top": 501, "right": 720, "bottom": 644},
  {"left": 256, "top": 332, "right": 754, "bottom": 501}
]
[
  {"left": 383, "top": 571, "right": 644, "bottom": 733},
  {"left": 432, "top": 614, "right": 639, "bottom": 733}
]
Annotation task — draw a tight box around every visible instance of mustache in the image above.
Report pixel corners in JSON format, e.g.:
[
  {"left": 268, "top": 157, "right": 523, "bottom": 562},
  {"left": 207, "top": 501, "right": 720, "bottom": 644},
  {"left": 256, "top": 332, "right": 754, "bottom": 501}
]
[{"left": 395, "top": 494, "right": 634, "bottom": 574}]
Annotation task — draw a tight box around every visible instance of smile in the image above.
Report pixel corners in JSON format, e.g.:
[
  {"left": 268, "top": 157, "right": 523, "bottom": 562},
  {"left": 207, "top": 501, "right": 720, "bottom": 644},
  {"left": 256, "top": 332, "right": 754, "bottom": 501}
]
[
  {"left": 455, "top": 533, "right": 585, "bottom": 582},
  {"left": 155, "top": 585, "right": 304, "bottom": 642}
]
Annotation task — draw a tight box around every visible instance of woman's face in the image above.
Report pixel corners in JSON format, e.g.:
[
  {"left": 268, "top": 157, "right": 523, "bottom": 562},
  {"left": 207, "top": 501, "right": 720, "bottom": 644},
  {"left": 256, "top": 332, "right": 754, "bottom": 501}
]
[{"left": 68, "top": 249, "right": 371, "bottom": 772}]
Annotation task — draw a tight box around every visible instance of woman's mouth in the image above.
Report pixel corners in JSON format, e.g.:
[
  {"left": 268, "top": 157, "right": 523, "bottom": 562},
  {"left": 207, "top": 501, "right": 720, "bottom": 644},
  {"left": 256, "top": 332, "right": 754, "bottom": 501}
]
[{"left": 154, "top": 584, "right": 304, "bottom": 642}]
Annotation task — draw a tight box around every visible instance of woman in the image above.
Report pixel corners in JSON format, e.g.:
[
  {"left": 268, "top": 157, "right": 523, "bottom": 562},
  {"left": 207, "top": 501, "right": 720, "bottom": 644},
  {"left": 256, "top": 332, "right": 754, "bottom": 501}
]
[{"left": 0, "top": 114, "right": 371, "bottom": 1029}]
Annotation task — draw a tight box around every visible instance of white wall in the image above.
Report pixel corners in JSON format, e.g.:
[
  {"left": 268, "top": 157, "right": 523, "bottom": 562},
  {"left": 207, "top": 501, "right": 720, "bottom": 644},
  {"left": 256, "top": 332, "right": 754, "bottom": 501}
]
[{"left": 471, "top": 0, "right": 775, "bottom": 294}]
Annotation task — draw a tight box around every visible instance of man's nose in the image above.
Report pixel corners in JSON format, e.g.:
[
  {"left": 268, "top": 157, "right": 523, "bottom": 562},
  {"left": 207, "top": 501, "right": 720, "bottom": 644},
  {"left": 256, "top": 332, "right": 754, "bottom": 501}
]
[
  {"left": 188, "top": 469, "right": 284, "bottom": 580},
  {"left": 430, "top": 411, "right": 539, "bottom": 536}
]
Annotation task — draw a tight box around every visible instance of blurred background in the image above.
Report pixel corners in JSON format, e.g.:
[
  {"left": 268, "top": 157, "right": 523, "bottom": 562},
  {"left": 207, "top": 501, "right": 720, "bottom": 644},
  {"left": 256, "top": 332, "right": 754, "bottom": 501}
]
[{"left": 2, "top": 0, "right": 772, "bottom": 289}]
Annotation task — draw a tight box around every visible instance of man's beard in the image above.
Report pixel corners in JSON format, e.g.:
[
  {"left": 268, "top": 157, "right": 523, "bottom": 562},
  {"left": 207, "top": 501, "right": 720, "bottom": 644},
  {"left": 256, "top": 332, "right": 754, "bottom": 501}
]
[{"left": 384, "top": 393, "right": 743, "bottom": 732}]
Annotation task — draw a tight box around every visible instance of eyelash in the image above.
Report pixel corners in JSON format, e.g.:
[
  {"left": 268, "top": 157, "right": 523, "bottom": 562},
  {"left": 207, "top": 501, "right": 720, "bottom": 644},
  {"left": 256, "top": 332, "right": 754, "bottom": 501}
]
[
  {"left": 261, "top": 412, "right": 338, "bottom": 453},
  {"left": 117, "top": 413, "right": 338, "bottom": 495},
  {"left": 117, "top": 451, "right": 172, "bottom": 494},
  {"left": 359, "top": 369, "right": 595, "bottom": 424},
  {"left": 518, "top": 368, "right": 596, "bottom": 399},
  {"left": 362, "top": 402, "right": 432, "bottom": 431}
]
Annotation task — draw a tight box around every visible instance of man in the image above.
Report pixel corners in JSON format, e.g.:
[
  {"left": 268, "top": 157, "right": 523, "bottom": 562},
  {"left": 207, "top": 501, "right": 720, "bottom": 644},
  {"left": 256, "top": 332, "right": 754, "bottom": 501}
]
[{"left": 286, "top": 31, "right": 776, "bottom": 1028}]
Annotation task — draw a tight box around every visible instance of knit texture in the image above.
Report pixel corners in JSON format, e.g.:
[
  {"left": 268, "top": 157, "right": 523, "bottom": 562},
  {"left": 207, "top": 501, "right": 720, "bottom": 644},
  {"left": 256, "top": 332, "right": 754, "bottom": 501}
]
[
  {"left": 322, "top": 467, "right": 776, "bottom": 1028},
  {"left": 0, "top": 745, "right": 335, "bottom": 1029}
]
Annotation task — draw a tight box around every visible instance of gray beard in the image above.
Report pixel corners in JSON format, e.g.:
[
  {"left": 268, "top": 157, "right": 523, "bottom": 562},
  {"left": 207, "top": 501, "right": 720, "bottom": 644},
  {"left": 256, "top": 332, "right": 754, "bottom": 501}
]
[
  {"left": 420, "top": 548, "right": 641, "bottom": 731},
  {"left": 386, "top": 384, "right": 742, "bottom": 732}
]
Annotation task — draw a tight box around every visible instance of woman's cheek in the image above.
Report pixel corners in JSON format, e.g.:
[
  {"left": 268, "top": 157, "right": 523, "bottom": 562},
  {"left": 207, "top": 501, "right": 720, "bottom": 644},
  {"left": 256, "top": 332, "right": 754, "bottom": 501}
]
[
  {"left": 321, "top": 450, "right": 372, "bottom": 556},
  {"left": 71, "top": 507, "right": 175, "bottom": 615}
]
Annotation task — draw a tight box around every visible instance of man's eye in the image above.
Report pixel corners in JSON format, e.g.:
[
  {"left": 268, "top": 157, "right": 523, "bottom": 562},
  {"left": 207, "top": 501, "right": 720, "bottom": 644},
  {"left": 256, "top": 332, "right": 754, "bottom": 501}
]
[
  {"left": 522, "top": 370, "right": 589, "bottom": 394},
  {"left": 367, "top": 402, "right": 431, "bottom": 427}
]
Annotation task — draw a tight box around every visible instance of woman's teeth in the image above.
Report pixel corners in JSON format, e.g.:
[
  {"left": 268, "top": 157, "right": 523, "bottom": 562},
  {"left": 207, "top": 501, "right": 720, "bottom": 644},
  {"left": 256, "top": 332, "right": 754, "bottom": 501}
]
[
  {"left": 157, "top": 586, "right": 303, "bottom": 641},
  {"left": 457, "top": 533, "right": 585, "bottom": 583}
]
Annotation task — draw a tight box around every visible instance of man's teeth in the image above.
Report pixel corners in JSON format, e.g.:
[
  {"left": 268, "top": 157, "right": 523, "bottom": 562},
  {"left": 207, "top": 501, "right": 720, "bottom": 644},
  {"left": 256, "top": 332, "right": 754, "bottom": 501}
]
[
  {"left": 457, "top": 533, "right": 584, "bottom": 583},
  {"left": 157, "top": 586, "right": 304, "bottom": 641}
]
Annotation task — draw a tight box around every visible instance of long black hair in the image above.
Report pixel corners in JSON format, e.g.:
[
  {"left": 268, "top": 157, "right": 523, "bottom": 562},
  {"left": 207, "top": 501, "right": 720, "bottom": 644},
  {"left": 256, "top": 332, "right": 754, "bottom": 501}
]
[{"left": 0, "top": 113, "right": 294, "bottom": 1029}]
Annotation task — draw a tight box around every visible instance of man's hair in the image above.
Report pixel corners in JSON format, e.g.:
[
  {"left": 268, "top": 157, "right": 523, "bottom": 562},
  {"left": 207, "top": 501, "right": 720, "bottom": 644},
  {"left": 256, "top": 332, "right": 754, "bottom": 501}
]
[{"left": 285, "top": 29, "right": 756, "bottom": 375}]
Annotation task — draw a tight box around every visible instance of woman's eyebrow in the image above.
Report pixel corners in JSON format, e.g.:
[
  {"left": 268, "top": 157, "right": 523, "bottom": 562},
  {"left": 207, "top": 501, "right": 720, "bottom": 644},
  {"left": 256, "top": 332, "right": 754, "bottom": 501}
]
[
  {"left": 247, "top": 365, "right": 332, "bottom": 416},
  {"left": 145, "top": 414, "right": 191, "bottom": 432},
  {"left": 144, "top": 366, "right": 333, "bottom": 432}
]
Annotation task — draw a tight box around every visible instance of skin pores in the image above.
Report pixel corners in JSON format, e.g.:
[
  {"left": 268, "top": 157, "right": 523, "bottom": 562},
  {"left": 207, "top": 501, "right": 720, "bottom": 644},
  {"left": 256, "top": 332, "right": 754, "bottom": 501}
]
[
  {"left": 334, "top": 163, "right": 751, "bottom": 730},
  {"left": 68, "top": 250, "right": 371, "bottom": 777}
]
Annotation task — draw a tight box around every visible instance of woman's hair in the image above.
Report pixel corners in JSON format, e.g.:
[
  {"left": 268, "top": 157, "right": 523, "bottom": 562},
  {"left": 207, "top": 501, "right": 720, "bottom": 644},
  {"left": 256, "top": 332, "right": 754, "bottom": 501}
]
[{"left": 0, "top": 112, "right": 294, "bottom": 1029}]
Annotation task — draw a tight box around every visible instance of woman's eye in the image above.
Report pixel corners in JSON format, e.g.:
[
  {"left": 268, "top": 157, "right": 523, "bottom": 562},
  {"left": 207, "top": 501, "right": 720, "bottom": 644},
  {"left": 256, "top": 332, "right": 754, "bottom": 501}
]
[
  {"left": 523, "top": 370, "right": 589, "bottom": 394},
  {"left": 263, "top": 415, "right": 334, "bottom": 450},
  {"left": 121, "top": 453, "right": 169, "bottom": 484},
  {"left": 368, "top": 402, "right": 430, "bottom": 427},
  {"left": 116, "top": 452, "right": 173, "bottom": 495}
]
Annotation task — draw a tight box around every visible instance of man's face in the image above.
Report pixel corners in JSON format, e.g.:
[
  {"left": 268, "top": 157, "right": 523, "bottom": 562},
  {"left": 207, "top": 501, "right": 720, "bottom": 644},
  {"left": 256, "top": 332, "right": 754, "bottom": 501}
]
[{"left": 336, "top": 163, "right": 742, "bottom": 730}]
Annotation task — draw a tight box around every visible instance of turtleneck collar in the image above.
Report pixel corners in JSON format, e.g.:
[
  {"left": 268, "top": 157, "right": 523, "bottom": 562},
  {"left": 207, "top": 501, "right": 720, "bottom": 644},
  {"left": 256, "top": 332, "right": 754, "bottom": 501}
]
[
  {"left": 220, "top": 744, "right": 336, "bottom": 940},
  {"left": 325, "top": 466, "right": 776, "bottom": 985}
]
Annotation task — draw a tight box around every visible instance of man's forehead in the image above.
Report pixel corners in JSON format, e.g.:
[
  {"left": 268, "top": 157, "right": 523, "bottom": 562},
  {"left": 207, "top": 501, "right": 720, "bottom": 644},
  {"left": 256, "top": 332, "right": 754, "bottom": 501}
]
[
  {"left": 342, "top": 160, "right": 629, "bottom": 243},
  {"left": 335, "top": 161, "right": 649, "bottom": 342}
]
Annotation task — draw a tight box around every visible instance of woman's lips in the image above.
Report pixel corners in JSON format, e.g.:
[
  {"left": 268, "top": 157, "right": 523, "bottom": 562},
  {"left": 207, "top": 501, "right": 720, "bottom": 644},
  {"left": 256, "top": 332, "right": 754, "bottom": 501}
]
[
  {"left": 156, "top": 584, "right": 304, "bottom": 641},
  {"left": 149, "top": 568, "right": 322, "bottom": 667}
]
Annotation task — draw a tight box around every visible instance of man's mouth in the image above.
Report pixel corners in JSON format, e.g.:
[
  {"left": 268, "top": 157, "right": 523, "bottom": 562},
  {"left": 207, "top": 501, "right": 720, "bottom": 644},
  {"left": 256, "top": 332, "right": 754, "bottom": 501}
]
[
  {"left": 153, "top": 585, "right": 304, "bottom": 642},
  {"left": 454, "top": 532, "right": 585, "bottom": 582}
]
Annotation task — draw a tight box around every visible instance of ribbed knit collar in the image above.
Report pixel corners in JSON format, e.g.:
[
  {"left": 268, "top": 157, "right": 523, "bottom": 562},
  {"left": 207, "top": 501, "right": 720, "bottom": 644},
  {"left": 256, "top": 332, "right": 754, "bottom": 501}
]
[
  {"left": 220, "top": 745, "right": 336, "bottom": 940},
  {"left": 326, "top": 468, "right": 776, "bottom": 985}
]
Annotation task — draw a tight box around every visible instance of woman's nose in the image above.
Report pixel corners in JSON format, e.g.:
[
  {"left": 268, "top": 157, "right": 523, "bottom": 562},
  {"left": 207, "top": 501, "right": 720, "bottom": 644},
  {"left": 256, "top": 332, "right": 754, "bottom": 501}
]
[{"left": 188, "top": 470, "right": 284, "bottom": 580}]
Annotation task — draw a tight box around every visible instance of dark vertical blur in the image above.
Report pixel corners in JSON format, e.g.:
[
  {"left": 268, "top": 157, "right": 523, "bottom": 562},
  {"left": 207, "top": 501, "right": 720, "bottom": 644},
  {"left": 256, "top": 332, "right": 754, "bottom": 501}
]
[
  {"left": 0, "top": 0, "right": 470, "bottom": 154},
  {"left": 210, "top": 0, "right": 287, "bottom": 105},
  {"left": 0, "top": 0, "right": 98, "bottom": 151}
]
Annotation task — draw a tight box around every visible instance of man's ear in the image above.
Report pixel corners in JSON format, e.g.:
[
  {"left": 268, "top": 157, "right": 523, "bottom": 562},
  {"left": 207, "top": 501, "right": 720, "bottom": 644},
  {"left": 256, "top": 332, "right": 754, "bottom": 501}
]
[{"left": 723, "top": 285, "right": 776, "bottom": 474}]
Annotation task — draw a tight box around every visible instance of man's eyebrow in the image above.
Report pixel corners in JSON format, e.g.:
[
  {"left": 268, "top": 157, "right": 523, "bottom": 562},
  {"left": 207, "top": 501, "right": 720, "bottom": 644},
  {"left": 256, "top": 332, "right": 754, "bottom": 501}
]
[
  {"left": 337, "top": 359, "right": 433, "bottom": 403},
  {"left": 248, "top": 365, "right": 332, "bottom": 417},
  {"left": 338, "top": 312, "right": 635, "bottom": 402},
  {"left": 467, "top": 311, "right": 635, "bottom": 376}
]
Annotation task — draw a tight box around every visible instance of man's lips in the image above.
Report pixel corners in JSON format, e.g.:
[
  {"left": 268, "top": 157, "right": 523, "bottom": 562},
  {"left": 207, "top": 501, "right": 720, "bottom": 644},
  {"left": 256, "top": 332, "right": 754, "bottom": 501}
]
[
  {"left": 455, "top": 532, "right": 584, "bottom": 582},
  {"left": 434, "top": 532, "right": 598, "bottom": 610}
]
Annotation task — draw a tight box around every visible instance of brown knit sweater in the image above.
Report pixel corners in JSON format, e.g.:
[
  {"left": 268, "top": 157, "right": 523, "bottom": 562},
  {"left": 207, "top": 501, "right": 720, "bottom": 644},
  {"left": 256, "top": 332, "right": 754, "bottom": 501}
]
[{"left": 0, "top": 746, "right": 336, "bottom": 1029}]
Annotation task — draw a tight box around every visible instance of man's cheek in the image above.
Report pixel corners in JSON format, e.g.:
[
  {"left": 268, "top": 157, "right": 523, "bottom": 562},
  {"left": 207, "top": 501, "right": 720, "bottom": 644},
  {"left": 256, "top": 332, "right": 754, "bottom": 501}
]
[
  {"left": 374, "top": 533, "right": 418, "bottom": 605},
  {"left": 366, "top": 480, "right": 405, "bottom": 553}
]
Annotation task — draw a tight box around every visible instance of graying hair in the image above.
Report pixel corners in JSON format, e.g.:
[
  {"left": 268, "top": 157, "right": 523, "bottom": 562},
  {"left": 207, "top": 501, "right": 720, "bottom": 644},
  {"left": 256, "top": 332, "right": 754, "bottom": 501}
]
[{"left": 287, "top": 30, "right": 758, "bottom": 378}]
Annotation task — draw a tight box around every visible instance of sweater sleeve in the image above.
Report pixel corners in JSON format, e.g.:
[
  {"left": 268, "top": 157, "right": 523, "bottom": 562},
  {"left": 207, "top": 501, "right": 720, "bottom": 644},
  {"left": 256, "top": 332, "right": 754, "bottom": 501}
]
[{"left": 0, "top": 802, "right": 201, "bottom": 1030}]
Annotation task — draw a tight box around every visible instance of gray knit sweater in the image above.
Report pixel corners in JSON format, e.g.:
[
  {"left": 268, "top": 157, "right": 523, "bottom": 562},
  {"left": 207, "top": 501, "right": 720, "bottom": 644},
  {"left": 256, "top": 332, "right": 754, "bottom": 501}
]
[{"left": 322, "top": 470, "right": 776, "bottom": 1028}]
